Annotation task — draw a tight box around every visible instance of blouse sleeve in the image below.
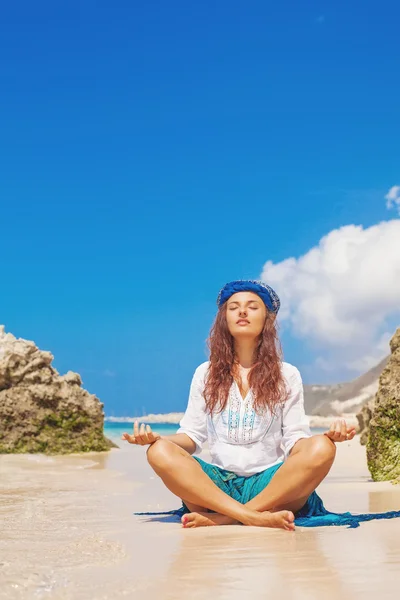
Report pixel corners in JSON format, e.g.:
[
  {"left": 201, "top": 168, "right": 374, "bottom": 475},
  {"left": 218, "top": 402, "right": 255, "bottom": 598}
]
[
  {"left": 176, "top": 364, "right": 208, "bottom": 453},
  {"left": 281, "top": 366, "right": 311, "bottom": 458}
]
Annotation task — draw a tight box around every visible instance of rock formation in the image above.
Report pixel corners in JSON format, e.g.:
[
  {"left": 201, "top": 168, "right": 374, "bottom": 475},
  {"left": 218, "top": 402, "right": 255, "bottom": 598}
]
[
  {"left": 0, "top": 326, "right": 115, "bottom": 454},
  {"left": 366, "top": 328, "right": 400, "bottom": 481},
  {"left": 356, "top": 397, "right": 375, "bottom": 445}
]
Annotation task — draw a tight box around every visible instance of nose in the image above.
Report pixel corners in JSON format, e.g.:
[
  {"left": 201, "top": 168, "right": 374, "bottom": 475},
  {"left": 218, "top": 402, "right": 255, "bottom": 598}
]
[{"left": 239, "top": 308, "right": 248, "bottom": 317}]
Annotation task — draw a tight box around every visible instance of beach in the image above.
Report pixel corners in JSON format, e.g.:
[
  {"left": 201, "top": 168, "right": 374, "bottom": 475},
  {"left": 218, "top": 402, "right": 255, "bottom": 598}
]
[{"left": 1, "top": 434, "right": 400, "bottom": 600}]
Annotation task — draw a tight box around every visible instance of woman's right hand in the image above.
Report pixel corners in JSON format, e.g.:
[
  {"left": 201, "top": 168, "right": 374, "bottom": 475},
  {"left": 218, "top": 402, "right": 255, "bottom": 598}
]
[{"left": 122, "top": 421, "right": 161, "bottom": 446}]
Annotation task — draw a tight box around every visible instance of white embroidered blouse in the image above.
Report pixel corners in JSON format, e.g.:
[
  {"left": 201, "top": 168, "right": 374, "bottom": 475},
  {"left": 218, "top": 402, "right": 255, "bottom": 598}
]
[{"left": 177, "top": 361, "right": 311, "bottom": 477}]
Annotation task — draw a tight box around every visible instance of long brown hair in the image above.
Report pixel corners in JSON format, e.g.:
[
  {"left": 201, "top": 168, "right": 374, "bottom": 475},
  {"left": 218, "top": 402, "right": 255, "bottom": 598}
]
[{"left": 203, "top": 304, "right": 288, "bottom": 415}]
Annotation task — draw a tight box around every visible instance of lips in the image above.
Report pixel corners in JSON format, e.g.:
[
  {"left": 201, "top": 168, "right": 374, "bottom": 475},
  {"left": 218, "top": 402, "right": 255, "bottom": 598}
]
[{"left": 237, "top": 320, "right": 250, "bottom": 325}]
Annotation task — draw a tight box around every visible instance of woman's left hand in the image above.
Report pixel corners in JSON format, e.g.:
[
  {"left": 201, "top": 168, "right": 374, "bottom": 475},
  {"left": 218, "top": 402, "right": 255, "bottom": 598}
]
[{"left": 324, "top": 419, "right": 357, "bottom": 443}]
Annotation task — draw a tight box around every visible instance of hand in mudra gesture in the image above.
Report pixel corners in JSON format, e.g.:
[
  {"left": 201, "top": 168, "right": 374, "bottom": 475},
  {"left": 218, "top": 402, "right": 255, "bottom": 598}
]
[
  {"left": 324, "top": 418, "right": 357, "bottom": 443},
  {"left": 122, "top": 421, "right": 161, "bottom": 446}
]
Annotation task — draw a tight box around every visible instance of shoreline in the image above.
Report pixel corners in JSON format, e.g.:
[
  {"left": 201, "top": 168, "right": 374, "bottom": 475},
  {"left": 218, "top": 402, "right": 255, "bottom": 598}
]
[
  {"left": 105, "top": 412, "right": 360, "bottom": 428},
  {"left": 2, "top": 436, "right": 400, "bottom": 599}
]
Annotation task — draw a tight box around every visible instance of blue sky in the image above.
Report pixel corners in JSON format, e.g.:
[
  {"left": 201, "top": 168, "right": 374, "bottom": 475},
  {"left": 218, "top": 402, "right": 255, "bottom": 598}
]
[{"left": 1, "top": 1, "right": 399, "bottom": 416}]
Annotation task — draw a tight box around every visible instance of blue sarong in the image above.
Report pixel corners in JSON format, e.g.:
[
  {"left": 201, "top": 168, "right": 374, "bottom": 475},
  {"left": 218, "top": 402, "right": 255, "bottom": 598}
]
[{"left": 136, "top": 457, "right": 400, "bottom": 529}]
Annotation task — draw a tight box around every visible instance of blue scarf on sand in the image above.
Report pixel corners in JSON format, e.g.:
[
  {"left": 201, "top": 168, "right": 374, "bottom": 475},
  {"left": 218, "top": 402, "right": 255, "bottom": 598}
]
[{"left": 135, "top": 457, "right": 400, "bottom": 529}]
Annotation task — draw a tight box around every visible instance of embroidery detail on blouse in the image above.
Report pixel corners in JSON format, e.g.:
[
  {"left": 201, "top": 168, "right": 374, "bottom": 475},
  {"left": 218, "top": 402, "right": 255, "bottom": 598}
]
[
  {"left": 226, "top": 385, "right": 275, "bottom": 445},
  {"left": 228, "top": 386, "right": 240, "bottom": 443},
  {"left": 242, "top": 395, "right": 257, "bottom": 443}
]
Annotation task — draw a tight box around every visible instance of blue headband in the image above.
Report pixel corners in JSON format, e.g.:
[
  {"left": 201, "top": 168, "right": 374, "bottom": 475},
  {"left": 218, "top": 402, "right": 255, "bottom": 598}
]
[{"left": 217, "top": 280, "right": 280, "bottom": 314}]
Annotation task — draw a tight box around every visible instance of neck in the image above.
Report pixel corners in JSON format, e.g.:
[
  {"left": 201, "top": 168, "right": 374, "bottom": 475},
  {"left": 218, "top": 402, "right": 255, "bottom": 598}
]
[{"left": 234, "top": 338, "right": 258, "bottom": 368}]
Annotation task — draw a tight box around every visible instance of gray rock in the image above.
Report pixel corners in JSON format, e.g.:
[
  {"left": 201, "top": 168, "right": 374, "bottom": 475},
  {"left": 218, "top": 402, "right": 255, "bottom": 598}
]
[
  {"left": 366, "top": 328, "right": 400, "bottom": 481},
  {"left": 356, "top": 398, "right": 375, "bottom": 445},
  {"left": 0, "top": 326, "right": 116, "bottom": 454}
]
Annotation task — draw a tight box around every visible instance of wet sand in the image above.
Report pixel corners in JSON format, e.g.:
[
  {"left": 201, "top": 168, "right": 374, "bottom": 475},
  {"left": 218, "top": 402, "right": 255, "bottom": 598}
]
[{"left": 1, "top": 438, "right": 400, "bottom": 599}]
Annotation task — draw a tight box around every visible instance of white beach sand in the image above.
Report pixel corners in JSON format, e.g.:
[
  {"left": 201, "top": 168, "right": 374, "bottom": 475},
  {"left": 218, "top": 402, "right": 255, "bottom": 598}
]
[{"left": 1, "top": 438, "right": 400, "bottom": 600}]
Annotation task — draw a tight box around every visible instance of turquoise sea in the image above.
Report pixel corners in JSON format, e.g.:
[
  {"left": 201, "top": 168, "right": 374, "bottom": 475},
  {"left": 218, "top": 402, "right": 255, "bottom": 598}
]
[
  {"left": 104, "top": 421, "right": 180, "bottom": 443},
  {"left": 104, "top": 421, "right": 325, "bottom": 443}
]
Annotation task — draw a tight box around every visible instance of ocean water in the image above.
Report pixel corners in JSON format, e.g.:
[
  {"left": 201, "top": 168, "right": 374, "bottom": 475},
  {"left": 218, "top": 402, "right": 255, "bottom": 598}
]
[
  {"left": 104, "top": 422, "right": 180, "bottom": 443},
  {"left": 104, "top": 421, "right": 325, "bottom": 443}
]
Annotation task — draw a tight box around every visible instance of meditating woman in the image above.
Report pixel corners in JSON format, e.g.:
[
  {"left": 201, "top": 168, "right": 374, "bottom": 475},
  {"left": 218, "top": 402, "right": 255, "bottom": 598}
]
[{"left": 122, "top": 281, "right": 398, "bottom": 530}]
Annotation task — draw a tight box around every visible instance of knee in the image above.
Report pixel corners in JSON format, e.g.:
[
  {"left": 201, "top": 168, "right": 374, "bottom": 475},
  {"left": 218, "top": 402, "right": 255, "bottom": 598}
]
[
  {"left": 308, "top": 435, "right": 336, "bottom": 468},
  {"left": 146, "top": 439, "right": 175, "bottom": 470}
]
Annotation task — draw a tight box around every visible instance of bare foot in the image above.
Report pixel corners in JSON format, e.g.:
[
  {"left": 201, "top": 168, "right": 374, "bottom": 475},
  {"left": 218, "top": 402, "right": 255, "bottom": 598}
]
[
  {"left": 182, "top": 512, "right": 237, "bottom": 528},
  {"left": 249, "top": 510, "right": 295, "bottom": 530},
  {"left": 182, "top": 510, "right": 295, "bottom": 530}
]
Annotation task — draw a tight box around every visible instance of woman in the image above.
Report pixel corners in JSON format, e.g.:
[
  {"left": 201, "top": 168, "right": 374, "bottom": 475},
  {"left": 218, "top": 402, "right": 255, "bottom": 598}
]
[{"left": 123, "top": 280, "right": 398, "bottom": 530}]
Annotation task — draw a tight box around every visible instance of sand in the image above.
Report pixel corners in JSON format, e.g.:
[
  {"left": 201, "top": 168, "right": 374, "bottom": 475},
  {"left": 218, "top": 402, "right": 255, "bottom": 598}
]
[{"left": 1, "top": 438, "right": 400, "bottom": 600}]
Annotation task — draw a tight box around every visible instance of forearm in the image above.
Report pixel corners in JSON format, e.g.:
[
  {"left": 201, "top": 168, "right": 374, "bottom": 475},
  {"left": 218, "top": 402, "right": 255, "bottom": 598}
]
[{"left": 160, "top": 433, "right": 197, "bottom": 454}]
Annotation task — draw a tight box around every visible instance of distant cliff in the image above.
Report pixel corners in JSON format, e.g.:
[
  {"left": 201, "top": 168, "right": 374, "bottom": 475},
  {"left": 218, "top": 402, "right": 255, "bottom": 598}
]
[
  {"left": 304, "top": 356, "right": 389, "bottom": 417},
  {"left": 0, "top": 326, "right": 115, "bottom": 454},
  {"left": 366, "top": 328, "right": 400, "bottom": 481}
]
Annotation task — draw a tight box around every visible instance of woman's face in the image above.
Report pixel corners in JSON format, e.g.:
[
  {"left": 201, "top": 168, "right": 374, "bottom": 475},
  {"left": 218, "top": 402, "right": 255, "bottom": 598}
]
[{"left": 225, "top": 292, "right": 267, "bottom": 339}]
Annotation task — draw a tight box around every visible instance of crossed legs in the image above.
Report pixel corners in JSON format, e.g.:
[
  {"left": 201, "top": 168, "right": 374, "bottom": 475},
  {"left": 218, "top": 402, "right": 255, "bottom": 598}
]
[{"left": 146, "top": 435, "right": 336, "bottom": 530}]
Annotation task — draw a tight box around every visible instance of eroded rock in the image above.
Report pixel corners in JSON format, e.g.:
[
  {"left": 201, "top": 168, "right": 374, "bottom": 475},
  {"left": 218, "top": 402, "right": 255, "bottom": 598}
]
[
  {"left": 356, "top": 398, "right": 375, "bottom": 446},
  {"left": 0, "top": 326, "right": 115, "bottom": 454},
  {"left": 366, "top": 328, "right": 400, "bottom": 481}
]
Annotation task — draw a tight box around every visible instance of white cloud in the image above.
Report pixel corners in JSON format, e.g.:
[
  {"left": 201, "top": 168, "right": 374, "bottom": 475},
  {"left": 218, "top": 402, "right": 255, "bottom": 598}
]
[
  {"left": 385, "top": 185, "right": 400, "bottom": 214},
  {"left": 346, "top": 331, "right": 392, "bottom": 372},
  {"left": 260, "top": 219, "right": 400, "bottom": 376}
]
